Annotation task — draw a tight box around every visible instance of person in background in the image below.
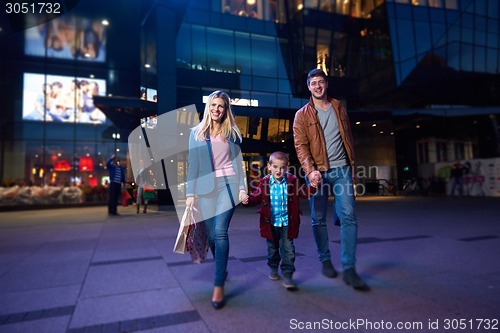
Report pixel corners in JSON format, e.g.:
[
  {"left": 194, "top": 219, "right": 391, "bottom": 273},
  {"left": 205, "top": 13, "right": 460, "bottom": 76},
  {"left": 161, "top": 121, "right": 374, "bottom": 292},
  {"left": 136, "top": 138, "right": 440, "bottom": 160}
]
[
  {"left": 293, "top": 68, "right": 369, "bottom": 291},
  {"left": 449, "top": 160, "right": 464, "bottom": 197},
  {"left": 185, "top": 90, "right": 248, "bottom": 309},
  {"left": 107, "top": 154, "right": 126, "bottom": 216}
]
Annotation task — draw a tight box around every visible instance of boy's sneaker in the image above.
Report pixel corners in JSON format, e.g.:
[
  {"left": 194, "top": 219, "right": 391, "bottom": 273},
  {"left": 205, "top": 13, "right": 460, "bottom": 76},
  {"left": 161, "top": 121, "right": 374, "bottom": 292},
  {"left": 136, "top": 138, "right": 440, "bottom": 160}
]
[
  {"left": 268, "top": 269, "right": 280, "bottom": 280},
  {"left": 321, "top": 260, "right": 338, "bottom": 278},
  {"left": 282, "top": 275, "right": 297, "bottom": 290}
]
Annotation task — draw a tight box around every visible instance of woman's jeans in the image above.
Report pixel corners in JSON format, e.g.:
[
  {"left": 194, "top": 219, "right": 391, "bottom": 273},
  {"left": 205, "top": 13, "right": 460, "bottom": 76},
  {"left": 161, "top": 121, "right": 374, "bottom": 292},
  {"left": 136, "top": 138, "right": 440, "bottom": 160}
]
[
  {"left": 309, "top": 165, "right": 357, "bottom": 270},
  {"left": 197, "top": 175, "right": 238, "bottom": 287},
  {"left": 267, "top": 226, "right": 295, "bottom": 277}
]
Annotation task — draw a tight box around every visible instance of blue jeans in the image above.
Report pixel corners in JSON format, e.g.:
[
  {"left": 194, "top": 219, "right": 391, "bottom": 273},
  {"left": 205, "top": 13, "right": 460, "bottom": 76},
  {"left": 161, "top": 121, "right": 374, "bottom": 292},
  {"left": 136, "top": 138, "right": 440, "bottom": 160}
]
[
  {"left": 197, "top": 175, "right": 238, "bottom": 287},
  {"left": 267, "top": 226, "right": 295, "bottom": 277},
  {"left": 309, "top": 165, "right": 357, "bottom": 270},
  {"left": 450, "top": 176, "right": 463, "bottom": 196}
]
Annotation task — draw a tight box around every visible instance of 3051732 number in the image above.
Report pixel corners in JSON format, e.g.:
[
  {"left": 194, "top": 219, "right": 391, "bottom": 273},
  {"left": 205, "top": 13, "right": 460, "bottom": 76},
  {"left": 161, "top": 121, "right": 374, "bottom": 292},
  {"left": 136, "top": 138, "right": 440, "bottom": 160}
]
[
  {"left": 5, "top": 2, "right": 61, "bottom": 14},
  {"left": 443, "top": 319, "right": 499, "bottom": 330}
]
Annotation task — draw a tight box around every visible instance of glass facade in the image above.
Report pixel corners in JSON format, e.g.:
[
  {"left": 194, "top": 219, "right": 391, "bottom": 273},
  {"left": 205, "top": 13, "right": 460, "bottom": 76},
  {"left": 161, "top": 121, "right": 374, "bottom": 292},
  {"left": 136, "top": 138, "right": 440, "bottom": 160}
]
[{"left": 1, "top": 0, "right": 499, "bottom": 206}]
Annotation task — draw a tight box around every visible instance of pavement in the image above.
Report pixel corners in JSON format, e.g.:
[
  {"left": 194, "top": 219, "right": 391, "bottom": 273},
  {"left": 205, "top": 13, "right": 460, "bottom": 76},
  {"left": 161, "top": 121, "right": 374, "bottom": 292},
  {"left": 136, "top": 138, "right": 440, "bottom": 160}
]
[{"left": 0, "top": 196, "right": 499, "bottom": 333}]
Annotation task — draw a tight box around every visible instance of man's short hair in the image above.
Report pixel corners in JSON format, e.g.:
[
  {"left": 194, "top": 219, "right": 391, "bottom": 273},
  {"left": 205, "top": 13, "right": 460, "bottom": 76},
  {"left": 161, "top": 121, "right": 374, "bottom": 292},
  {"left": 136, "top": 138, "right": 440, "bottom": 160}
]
[
  {"left": 307, "top": 68, "right": 327, "bottom": 86},
  {"left": 269, "top": 151, "right": 289, "bottom": 164}
]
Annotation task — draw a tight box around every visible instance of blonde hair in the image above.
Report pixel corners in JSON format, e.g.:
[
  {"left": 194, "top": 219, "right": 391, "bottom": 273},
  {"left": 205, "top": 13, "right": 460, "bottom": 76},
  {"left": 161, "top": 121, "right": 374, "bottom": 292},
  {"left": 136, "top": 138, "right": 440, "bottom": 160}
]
[{"left": 192, "top": 90, "right": 242, "bottom": 142}]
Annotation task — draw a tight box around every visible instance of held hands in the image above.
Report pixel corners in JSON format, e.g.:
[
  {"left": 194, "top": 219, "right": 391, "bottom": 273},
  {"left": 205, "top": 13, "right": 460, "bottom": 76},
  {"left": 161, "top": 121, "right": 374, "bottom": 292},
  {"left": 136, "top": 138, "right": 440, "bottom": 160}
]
[
  {"left": 239, "top": 190, "right": 249, "bottom": 205},
  {"left": 186, "top": 196, "right": 195, "bottom": 210},
  {"left": 308, "top": 170, "right": 322, "bottom": 188}
]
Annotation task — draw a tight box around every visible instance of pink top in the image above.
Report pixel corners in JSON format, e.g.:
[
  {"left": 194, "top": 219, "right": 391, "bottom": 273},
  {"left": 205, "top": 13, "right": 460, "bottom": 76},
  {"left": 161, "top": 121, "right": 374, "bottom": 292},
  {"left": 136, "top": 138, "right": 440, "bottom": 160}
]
[{"left": 210, "top": 135, "right": 235, "bottom": 177}]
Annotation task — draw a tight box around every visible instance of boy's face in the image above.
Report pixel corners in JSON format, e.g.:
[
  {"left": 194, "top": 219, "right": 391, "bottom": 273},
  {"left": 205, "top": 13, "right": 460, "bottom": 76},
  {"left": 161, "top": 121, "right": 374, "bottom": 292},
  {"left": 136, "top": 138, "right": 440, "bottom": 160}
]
[{"left": 268, "top": 158, "right": 288, "bottom": 181}]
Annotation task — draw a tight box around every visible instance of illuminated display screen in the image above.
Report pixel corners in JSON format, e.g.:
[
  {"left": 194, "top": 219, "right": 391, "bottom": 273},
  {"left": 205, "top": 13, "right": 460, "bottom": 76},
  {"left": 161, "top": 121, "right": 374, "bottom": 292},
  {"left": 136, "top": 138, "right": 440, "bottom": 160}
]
[
  {"left": 24, "top": 15, "right": 107, "bottom": 62},
  {"left": 22, "top": 73, "right": 107, "bottom": 124}
]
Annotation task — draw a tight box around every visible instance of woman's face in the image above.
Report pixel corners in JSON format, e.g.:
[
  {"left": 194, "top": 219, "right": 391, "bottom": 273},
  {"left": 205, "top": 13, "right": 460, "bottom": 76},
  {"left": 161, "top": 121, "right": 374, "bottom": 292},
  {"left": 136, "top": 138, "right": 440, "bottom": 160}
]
[{"left": 209, "top": 97, "right": 226, "bottom": 124}]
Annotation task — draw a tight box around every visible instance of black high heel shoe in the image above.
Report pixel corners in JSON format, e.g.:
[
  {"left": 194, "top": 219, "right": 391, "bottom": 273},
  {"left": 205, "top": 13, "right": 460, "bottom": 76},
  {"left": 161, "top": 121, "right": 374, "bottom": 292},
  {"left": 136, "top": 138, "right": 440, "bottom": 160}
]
[{"left": 211, "top": 298, "right": 226, "bottom": 309}]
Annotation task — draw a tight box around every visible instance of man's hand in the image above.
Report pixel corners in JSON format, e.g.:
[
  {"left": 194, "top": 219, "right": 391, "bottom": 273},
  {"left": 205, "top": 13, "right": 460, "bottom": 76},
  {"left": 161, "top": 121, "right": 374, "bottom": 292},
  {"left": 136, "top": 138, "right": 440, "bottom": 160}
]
[{"left": 308, "top": 170, "right": 322, "bottom": 187}]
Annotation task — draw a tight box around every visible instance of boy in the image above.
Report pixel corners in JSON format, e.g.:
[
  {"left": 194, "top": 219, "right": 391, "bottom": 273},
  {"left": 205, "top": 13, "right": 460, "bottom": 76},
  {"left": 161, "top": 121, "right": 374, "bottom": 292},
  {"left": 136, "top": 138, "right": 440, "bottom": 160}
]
[{"left": 242, "top": 151, "right": 316, "bottom": 290}]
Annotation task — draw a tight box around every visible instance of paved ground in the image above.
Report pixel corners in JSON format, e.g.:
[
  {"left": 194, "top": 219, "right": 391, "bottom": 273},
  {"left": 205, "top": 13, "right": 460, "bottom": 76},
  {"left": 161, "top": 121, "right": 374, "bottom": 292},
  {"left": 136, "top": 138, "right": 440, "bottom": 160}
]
[{"left": 0, "top": 196, "right": 499, "bottom": 333}]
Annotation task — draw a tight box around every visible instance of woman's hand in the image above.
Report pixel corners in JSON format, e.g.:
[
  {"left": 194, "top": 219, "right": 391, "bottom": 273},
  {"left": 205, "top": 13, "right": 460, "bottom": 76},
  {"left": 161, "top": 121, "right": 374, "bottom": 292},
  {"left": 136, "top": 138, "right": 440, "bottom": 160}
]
[
  {"left": 239, "top": 190, "right": 249, "bottom": 205},
  {"left": 186, "top": 196, "right": 195, "bottom": 210}
]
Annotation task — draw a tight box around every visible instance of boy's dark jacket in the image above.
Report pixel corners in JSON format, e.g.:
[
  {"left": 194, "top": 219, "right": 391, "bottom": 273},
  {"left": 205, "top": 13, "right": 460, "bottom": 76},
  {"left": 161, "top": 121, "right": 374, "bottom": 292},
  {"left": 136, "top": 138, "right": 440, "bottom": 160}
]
[{"left": 244, "top": 173, "right": 316, "bottom": 241}]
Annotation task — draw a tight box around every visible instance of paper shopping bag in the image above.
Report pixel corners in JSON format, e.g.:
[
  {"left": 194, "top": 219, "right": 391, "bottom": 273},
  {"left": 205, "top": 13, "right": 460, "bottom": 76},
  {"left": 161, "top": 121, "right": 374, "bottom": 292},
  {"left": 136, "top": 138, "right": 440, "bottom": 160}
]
[
  {"left": 121, "top": 190, "right": 131, "bottom": 207},
  {"left": 186, "top": 209, "right": 209, "bottom": 264},
  {"left": 173, "top": 207, "right": 191, "bottom": 254}
]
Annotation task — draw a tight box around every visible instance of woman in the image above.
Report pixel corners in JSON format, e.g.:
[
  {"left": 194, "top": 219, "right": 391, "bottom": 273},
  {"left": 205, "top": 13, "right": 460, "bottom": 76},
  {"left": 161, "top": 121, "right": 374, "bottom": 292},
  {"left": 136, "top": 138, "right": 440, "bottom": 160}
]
[{"left": 185, "top": 90, "right": 248, "bottom": 309}]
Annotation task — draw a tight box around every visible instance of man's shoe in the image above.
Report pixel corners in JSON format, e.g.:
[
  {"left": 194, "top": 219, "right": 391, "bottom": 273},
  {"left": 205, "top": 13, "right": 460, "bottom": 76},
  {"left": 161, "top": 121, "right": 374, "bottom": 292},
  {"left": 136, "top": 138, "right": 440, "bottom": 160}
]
[
  {"left": 321, "top": 261, "right": 338, "bottom": 278},
  {"left": 282, "top": 275, "right": 297, "bottom": 290},
  {"left": 343, "top": 268, "right": 370, "bottom": 291},
  {"left": 268, "top": 269, "right": 280, "bottom": 281}
]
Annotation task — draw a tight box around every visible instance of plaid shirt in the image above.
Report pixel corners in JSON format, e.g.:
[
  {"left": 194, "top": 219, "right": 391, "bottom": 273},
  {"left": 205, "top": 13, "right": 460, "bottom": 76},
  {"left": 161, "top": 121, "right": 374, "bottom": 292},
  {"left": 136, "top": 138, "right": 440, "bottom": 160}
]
[{"left": 269, "top": 175, "right": 288, "bottom": 227}]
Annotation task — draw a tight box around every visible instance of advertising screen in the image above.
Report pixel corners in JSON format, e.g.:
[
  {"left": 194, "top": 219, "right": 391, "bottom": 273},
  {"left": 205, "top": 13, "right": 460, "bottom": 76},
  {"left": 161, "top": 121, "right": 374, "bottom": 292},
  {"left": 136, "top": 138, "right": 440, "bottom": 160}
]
[
  {"left": 22, "top": 73, "right": 107, "bottom": 124},
  {"left": 24, "top": 15, "right": 107, "bottom": 62}
]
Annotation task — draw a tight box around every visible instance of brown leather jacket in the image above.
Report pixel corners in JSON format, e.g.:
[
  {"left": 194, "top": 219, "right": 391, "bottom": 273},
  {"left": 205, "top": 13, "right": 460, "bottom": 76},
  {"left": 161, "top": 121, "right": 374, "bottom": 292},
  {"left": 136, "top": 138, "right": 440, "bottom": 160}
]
[{"left": 293, "top": 97, "right": 356, "bottom": 177}]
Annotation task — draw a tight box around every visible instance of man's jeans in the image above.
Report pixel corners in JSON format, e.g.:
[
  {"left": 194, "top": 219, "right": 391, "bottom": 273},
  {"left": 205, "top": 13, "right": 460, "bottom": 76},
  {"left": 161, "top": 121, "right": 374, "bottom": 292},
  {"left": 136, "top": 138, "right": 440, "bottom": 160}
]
[
  {"left": 267, "top": 226, "right": 295, "bottom": 277},
  {"left": 198, "top": 175, "right": 238, "bottom": 287},
  {"left": 309, "top": 165, "right": 357, "bottom": 270}
]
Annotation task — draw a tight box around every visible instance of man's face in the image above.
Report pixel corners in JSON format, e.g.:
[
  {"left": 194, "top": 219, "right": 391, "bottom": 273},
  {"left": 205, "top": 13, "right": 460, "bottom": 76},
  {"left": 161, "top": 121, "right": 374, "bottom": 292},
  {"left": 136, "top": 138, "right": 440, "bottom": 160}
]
[
  {"left": 308, "top": 76, "right": 328, "bottom": 99},
  {"left": 268, "top": 158, "right": 288, "bottom": 182}
]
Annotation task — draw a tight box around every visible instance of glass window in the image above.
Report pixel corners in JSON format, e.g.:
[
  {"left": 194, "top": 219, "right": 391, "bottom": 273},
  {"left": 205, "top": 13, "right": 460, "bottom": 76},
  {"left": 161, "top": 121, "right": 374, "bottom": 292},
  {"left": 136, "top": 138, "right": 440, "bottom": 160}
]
[
  {"left": 192, "top": 25, "right": 207, "bottom": 71},
  {"left": 461, "top": 27, "right": 473, "bottom": 44},
  {"left": 431, "top": 23, "right": 447, "bottom": 46},
  {"left": 252, "top": 91, "right": 276, "bottom": 107},
  {"left": 454, "top": 142, "right": 464, "bottom": 160},
  {"left": 487, "top": 33, "right": 498, "bottom": 48},
  {"left": 460, "top": 44, "right": 473, "bottom": 71},
  {"left": 447, "top": 42, "right": 460, "bottom": 71},
  {"left": 176, "top": 24, "right": 191, "bottom": 68},
  {"left": 418, "top": 142, "right": 429, "bottom": 163},
  {"left": 444, "top": 0, "right": 458, "bottom": 9},
  {"left": 207, "top": 27, "right": 235, "bottom": 73},
  {"left": 487, "top": 0, "right": 498, "bottom": 18},
  {"left": 267, "top": 118, "right": 291, "bottom": 143},
  {"left": 486, "top": 49, "right": 497, "bottom": 73},
  {"left": 396, "top": 20, "right": 416, "bottom": 61},
  {"left": 474, "top": 0, "right": 486, "bottom": 16},
  {"left": 436, "top": 141, "right": 448, "bottom": 162},
  {"left": 277, "top": 94, "right": 290, "bottom": 108},
  {"left": 400, "top": 58, "right": 417, "bottom": 82},
  {"left": 251, "top": 34, "right": 277, "bottom": 77},
  {"left": 235, "top": 32, "right": 252, "bottom": 75},
  {"left": 474, "top": 46, "right": 486, "bottom": 72},
  {"left": 428, "top": 0, "right": 442, "bottom": 8},
  {"left": 253, "top": 77, "right": 278, "bottom": 92},
  {"left": 415, "top": 21, "right": 431, "bottom": 55}
]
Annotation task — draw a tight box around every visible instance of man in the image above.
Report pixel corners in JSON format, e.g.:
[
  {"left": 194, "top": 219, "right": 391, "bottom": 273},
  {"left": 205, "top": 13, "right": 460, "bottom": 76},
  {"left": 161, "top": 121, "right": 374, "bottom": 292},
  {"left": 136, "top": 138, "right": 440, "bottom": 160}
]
[
  {"left": 449, "top": 160, "right": 464, "bottom": 197},
  {"left": 293, "top": 68, "right": 368, "bottom": 291},
  {"left": 107, "top": 154, "right": 126, "bottom": 216}
]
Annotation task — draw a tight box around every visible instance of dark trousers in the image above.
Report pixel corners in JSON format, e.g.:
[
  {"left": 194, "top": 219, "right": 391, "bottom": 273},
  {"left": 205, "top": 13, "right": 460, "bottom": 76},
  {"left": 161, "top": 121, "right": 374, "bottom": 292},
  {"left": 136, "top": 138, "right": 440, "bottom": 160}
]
[{"left": 108, "top": 182, "right": 121, "bottom": 214}]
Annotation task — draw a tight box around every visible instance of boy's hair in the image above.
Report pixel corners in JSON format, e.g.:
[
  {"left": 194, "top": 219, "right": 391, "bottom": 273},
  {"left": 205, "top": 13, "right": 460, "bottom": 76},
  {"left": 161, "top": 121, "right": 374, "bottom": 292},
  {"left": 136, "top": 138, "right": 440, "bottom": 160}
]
[
  {"left": 307, "top": 68, "right": 327, "bottom": 86},
  {"left": 268, "top": 151, "right": 289, "bottom": 164}
]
